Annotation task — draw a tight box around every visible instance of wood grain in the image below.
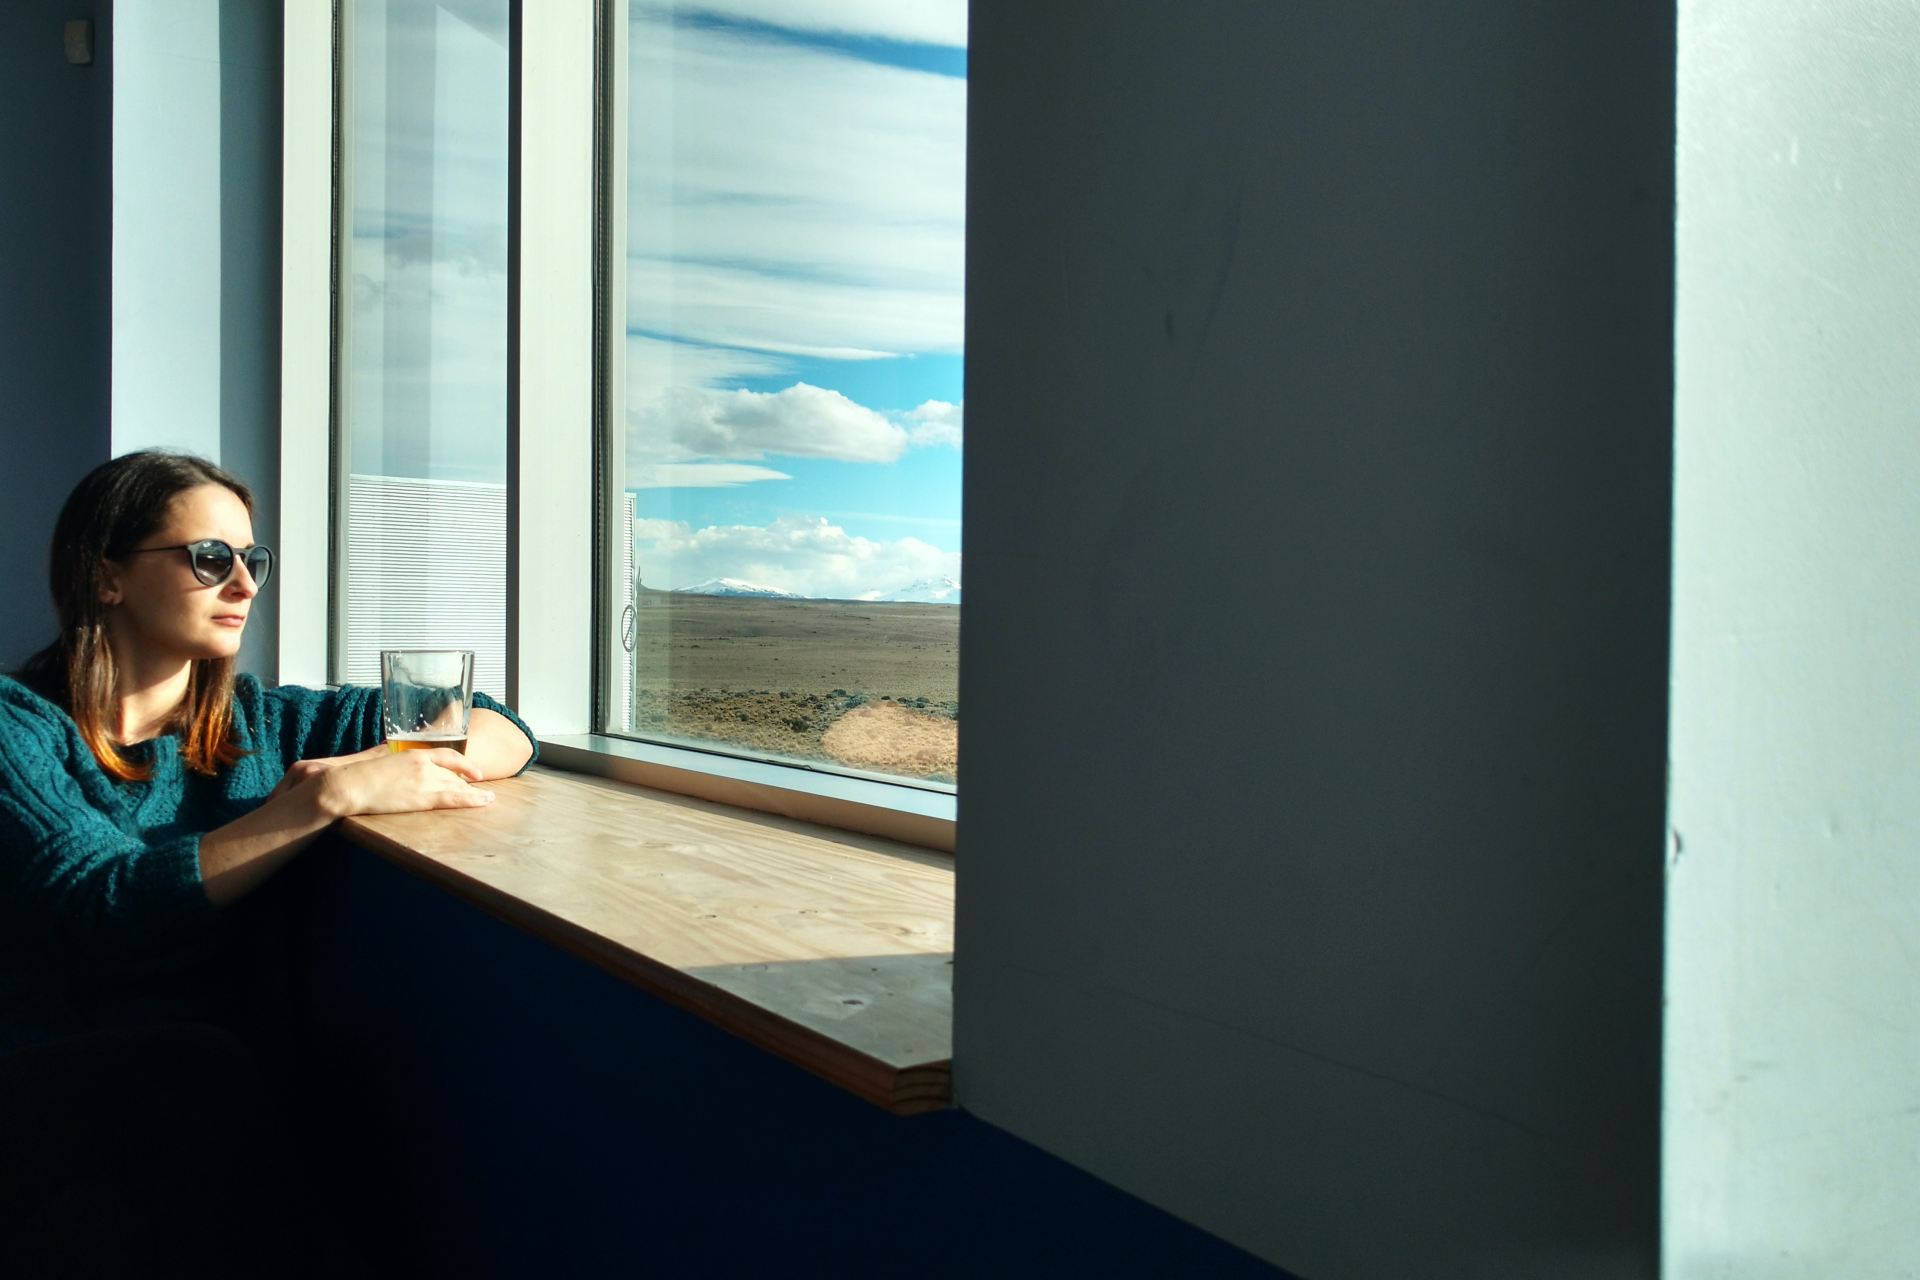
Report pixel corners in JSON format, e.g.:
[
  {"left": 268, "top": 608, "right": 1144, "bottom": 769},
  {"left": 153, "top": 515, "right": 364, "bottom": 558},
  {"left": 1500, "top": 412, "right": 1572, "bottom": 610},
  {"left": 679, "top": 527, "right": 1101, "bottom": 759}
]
[{"left": 336, "top": 766, "right": 955, "bottom": 1114}]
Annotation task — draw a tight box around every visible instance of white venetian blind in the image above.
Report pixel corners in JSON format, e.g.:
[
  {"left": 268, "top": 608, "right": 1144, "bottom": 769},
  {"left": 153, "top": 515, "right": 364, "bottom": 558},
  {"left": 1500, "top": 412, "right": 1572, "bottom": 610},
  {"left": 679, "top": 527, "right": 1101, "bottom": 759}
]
[{"left": 343, "top": 473, "right": 508, "bottom": 697}]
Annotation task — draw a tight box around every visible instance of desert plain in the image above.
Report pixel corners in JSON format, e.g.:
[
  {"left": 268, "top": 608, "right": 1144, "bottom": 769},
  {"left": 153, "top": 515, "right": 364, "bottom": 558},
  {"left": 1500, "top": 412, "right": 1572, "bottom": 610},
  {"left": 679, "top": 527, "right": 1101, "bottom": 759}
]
[{"left": 623, "top": 592, "right": 959, "bottom": 783}]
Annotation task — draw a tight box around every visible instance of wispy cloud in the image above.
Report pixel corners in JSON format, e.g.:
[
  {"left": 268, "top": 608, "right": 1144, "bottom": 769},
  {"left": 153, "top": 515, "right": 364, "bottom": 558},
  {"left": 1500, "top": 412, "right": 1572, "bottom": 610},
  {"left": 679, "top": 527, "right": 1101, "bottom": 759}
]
[
  {"left": 623, "top": 259, "right": 959, "bottom": 361},
  {"left": 348, "top": 247, "right": 510, "bottom": 484},
  {"left": 625, "top": 10, "right": 964, "bottom": 364},
  {"left": 638, "top": 0, "right": 966, "bottom": 50},
  {"left": 347, "top": 6, "right": 510, "bottom": 484},
  {"left": 344, "top": 1, "right": 965, "bottom": 508},
  {"left": 623, "top": 335, "right": 792, "bottom": 410},
  {"left": 630, "top": 462, "right": 792, "bottom": 489},
  {"left": 819, "top": 510, "right": 962, "bottom": 530}
]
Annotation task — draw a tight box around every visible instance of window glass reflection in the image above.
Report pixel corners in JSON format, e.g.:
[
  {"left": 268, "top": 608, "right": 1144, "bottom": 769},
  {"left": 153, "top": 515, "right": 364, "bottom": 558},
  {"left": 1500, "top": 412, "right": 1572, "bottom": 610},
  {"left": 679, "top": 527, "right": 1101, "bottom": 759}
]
[
  {"left": 341, "top": 0, "right": 510, "bottom": 694},
  {"left": 615, "top": 2, "right": 966, "bottom": 788}
]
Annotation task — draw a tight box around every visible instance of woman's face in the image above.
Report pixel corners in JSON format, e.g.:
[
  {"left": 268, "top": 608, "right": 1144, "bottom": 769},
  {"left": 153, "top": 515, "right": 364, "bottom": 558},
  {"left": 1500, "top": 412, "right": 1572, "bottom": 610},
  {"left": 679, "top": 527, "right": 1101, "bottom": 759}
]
[{"left": 99, "top": 484, "right": 261, "bottom": 667}]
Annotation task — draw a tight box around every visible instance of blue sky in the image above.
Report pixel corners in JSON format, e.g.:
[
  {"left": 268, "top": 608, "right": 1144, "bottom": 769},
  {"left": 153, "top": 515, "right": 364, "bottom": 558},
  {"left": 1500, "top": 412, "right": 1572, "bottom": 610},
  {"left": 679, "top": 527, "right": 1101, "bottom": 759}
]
[
  {"left": 633, "top": 350, "right": 962, "bottom": 547},
  {"left": 345, "top": 1, "right": 966, "bottom": 598},
  {"left": 622, "top": 2, "right": 967, "bottom": 596}
]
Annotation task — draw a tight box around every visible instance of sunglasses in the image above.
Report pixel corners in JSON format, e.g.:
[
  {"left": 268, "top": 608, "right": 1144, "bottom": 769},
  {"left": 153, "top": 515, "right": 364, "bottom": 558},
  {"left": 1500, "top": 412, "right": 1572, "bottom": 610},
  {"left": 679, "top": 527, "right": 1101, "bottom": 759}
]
[{"left": 123, "top": 539, "right": 276, "bottom": 590}]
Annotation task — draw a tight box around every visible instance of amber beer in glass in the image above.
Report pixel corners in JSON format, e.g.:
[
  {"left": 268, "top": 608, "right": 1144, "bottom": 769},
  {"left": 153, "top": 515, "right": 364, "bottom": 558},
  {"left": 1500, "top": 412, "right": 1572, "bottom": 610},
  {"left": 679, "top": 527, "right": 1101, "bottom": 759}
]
[{"left": 380, "top": 649, "right": 475, "bottom": 754}]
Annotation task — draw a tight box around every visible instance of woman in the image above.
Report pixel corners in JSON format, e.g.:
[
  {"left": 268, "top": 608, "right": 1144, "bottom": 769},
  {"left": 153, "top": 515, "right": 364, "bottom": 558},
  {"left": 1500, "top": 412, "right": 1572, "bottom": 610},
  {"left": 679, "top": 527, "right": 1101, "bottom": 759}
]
[
  {"left": 0, "top": 449, "right": 536, "bottom": 1044},
  {"left": 0, "top": 451, "right": 536, "bottom": 1270}
]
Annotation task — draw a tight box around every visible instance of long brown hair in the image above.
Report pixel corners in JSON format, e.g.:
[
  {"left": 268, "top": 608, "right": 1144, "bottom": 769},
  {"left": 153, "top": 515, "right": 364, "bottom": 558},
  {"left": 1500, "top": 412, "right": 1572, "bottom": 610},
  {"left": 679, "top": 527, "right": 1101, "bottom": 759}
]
[{"left": 17, "top": 451, "right": 255, "bottom": 781}]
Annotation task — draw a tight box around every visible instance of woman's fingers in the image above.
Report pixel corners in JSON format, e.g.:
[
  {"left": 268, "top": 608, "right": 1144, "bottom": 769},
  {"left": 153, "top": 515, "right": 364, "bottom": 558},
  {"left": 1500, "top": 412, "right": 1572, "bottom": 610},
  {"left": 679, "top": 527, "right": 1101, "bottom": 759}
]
[
  {"left": 425, "top": 747, "right": 486, "bottom": 782},
  {"left": 401, "top": 751, "right": 492, "bottom": 807},
  {"left": 270, "top": 757, "right": 324, "bottom": 799},
  {"left": 272, "top": 748, "right": 385, "bottom": 801},
  {"left": 417, "top": 758, "right": 493, "bottom": 808},
  {"left": 323, "top": 750, "right": 497, "bottom": 816}
]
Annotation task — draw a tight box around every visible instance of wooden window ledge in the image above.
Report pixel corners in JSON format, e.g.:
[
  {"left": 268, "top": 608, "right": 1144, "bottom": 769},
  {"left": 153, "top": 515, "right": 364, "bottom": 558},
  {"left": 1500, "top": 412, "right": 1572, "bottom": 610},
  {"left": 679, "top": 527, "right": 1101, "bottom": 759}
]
[{"left": 335, "top": 765, "right": 955, "bottom": 1115}]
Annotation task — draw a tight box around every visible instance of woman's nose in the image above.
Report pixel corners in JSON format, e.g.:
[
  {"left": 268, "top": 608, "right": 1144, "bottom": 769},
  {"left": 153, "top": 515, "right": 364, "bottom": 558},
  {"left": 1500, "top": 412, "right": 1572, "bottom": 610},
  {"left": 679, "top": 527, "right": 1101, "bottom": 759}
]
[{"left": 224, "top": 566, "right": 259, "bottom": 599}]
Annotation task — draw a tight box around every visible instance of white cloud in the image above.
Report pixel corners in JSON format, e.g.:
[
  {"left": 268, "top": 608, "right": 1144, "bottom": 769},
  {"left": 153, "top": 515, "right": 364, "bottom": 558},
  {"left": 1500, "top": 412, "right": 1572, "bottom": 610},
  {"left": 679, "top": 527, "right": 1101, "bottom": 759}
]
[
  {"left": 630, "top": 462, "right": 792, "bottom": 489},
  {"left": 629, "top": 382, "right": 909, "bottom": 467},
  {"left": 632, "top": 517, "right": 689, "bottom": 541},
  {"left": 643, "top": 0, "right": 968, "bottom": 47},
  {"left": 624, "top": 382, "right": 961, "bottom": 489},
  {"left": 905, "top": 399, "right": 962, "bottom": 449},
  {"left": 633, "top": 514, "right": 960, "bottom": 599}
]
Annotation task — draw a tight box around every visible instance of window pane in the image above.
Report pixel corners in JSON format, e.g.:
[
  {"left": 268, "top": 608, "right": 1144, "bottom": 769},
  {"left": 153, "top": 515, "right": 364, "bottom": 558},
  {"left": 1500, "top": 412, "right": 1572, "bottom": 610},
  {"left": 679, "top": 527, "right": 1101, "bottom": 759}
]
[
  {"left": 613, "top": 2, "right": 967, "bottom": 788},
  {"left": 339, "top": 0, "right": 510, "bottom": 695}
]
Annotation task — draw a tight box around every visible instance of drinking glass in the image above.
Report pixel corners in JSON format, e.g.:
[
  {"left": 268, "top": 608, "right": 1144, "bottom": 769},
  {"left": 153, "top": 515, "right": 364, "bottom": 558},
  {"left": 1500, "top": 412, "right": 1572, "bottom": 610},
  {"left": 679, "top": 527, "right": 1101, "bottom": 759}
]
[{"left": 380, "top": 649, "right": 476, "bottom": 753}]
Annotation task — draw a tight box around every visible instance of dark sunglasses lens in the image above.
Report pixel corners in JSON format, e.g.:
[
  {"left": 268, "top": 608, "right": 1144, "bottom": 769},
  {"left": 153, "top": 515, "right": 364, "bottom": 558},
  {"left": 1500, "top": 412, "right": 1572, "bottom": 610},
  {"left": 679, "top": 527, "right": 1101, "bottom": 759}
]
[
  {"left": 244, "top": 546, "right": 274, "bottom": 589},
  {"left": 190, "top": 543, "right": 234, "bottom": 586}
]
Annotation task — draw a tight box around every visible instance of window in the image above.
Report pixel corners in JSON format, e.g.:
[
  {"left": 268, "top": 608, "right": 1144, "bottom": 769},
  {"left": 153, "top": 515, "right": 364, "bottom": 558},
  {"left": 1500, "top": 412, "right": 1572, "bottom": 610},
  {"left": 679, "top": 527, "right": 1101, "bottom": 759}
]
[
  {"left": 603, "top": 2, "right": 967, "bottom": 790},
  {"left": 335, "top": 0, "right": 512, "bottom": 697},
  {"left": 301, "top": 0, "right": 961, "bottom": 829}
]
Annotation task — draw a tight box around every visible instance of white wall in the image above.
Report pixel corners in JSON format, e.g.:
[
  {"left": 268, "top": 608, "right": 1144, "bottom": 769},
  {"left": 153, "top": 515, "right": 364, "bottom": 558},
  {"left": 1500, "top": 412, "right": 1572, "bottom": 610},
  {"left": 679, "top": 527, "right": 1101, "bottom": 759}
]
[
  {"left": 110, "top": 0, "right": 282, "bottom": 677},
  {"left": 1665, "top": 2, "right": 1920, "bottom": 1274},
  {"left": 956, "top": 4, "right": 1673, "bottom": 1277},
  {"left": 111, "top": 0, "right": 223, "bottom": 461}
]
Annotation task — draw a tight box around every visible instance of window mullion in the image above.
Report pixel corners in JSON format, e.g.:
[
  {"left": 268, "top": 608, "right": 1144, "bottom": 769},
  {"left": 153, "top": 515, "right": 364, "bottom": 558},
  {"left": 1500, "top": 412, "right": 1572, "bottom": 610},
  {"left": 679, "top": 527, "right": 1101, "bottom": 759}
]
[
  {"left": 511, "top": 0, "right": 597, "bottom": 731},
  {"left": 595, "top": 0, "right": 629, "bottom": 735},
  {"left": 278, "top": 0, "right": 337, "bottom": 688}
]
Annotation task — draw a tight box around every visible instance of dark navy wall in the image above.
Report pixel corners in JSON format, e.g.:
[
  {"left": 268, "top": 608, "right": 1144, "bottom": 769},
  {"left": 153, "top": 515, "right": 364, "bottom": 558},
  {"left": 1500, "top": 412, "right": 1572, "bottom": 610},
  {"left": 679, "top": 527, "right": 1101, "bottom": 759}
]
[
  {"left": 285, "top": 845, "right": 1290, "bottom": 1277},
  {"left": 957, "top": 3, "right": 1671, "bottom": 1273},
  {"left": 0, "top": 3, "right": 115, "bottom": 667}
]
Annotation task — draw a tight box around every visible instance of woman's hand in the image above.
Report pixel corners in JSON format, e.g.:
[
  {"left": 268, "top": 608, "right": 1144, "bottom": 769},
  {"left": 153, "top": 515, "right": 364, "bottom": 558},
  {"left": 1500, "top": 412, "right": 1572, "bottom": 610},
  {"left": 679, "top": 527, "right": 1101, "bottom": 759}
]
[
  {"left": 201, "top": 748, "right": 494, "bottom": 909},
  {"left": 305, "top": 747, "right": 496, "bottom": 819},
  {"left": 267, "top": 744, "right": 388, "bottom": 801}
]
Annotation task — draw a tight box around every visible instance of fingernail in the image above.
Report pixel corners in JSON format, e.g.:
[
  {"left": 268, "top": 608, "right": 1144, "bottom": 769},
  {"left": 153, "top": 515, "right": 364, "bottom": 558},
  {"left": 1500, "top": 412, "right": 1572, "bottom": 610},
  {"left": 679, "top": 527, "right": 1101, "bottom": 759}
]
[{"left": 479, "top": 790, "right": 496, "bottom": 802}]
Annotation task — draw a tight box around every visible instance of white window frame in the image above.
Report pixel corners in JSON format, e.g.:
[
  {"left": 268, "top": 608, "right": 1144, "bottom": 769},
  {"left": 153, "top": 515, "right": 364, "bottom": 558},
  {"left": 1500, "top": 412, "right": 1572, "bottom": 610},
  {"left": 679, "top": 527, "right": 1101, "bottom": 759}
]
[
  {"left": 281, "top": 0, "right": 956, "bottom": 850},
  {"left": 278, "top": 0, "right": 333, "bottom": 689}
]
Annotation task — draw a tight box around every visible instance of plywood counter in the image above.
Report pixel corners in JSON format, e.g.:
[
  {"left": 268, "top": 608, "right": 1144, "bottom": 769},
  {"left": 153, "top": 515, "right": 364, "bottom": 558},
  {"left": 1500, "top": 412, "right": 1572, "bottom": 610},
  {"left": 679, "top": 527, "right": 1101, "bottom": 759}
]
[{"left": 336, "top": 765, "right": 955, "bottom": 1114}]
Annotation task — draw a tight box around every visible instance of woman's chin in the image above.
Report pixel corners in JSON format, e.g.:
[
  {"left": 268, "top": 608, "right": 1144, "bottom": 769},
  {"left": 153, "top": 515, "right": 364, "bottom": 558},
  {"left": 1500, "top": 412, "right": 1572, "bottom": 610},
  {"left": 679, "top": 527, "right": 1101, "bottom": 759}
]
[{"left": 200, "top": 627, "right": 247, "bottom": 657}]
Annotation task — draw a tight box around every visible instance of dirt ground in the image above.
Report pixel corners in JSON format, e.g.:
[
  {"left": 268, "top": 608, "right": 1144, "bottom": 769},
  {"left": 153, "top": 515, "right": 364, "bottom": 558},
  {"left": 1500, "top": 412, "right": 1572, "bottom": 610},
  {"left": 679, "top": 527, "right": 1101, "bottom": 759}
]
[{"left": 623, "top": 593, "right": 959, "bottom": 783}]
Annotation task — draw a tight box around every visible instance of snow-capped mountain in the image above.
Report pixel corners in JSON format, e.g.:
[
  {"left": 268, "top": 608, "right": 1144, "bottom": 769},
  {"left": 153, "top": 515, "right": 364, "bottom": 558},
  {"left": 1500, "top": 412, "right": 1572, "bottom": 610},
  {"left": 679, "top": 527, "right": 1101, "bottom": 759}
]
[
  {"left": 666, "top": 575, "right": 961, "bottom": 602},
  {"left": 868, "top": 576, "right": 962, "bottom": 605},
  {"left": 672, "top": 577, "right": 807, "bottom": 599}
]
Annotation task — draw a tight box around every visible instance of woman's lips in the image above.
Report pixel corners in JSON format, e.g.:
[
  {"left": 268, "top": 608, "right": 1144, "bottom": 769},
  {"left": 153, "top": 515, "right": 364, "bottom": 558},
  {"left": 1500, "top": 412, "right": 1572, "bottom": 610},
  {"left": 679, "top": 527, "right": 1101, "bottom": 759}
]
[{"left": 213, "top": 615, "right": 247, "bottom": 628}]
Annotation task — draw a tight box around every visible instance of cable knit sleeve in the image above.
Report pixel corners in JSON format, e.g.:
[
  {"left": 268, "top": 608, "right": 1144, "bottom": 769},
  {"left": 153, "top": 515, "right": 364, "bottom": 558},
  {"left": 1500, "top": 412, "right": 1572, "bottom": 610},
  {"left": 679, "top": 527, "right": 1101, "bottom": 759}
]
[
  {"left": 265, "top": 681, "right": 537, "bottom": 773},
  {"left": 0, "top": 695, "right": 211, "bottom": 959},
  {"left": 265, "top": 682, "right": 386, "bottom": 760}
]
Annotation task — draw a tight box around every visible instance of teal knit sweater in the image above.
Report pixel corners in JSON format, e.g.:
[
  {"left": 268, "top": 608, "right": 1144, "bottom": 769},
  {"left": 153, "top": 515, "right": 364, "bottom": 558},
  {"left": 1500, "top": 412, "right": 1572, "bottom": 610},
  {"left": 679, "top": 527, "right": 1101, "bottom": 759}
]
[{"left": 0, "top": 672, "right": 536, "bottom": 1050}]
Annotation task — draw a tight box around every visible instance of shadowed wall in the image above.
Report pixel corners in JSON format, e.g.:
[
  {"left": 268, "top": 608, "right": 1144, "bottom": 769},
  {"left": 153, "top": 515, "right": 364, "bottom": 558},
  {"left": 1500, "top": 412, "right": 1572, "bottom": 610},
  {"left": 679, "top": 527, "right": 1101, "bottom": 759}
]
[
  {"left": 957, "top": 4, "right": 1674, "bottom": 1276},
  {"left": 0, "top": 3, "right": 114, "bottom": 668}
]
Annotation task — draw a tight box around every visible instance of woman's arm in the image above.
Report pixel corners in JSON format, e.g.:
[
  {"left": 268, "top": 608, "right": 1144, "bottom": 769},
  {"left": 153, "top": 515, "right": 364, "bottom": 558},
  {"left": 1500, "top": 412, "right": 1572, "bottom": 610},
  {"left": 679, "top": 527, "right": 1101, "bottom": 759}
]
[
  {"left": 216, "top": 708, "right": 530, "bottom": 906},
  {"left": 0, "top": 685, "right": 511, "bottom": 952},
  {"left": 199, "top": 748, "right": 492, "bottom": 907},
  {"left": 262, "top": 681, "right": 536, "bottom": 778},
  {"left": 467, "top": 706, "right": 534, "bottom": 779}
]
